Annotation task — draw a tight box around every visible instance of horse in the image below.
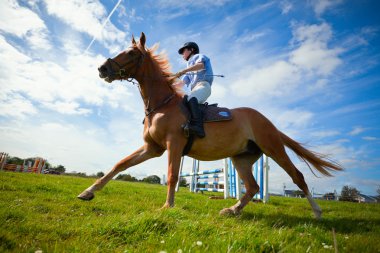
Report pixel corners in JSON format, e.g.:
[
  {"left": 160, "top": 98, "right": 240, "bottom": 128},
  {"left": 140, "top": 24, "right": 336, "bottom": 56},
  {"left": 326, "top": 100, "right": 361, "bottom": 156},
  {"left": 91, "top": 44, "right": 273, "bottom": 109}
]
[{"left": 78, "top": 32, "right": 343, "bottom": 219}]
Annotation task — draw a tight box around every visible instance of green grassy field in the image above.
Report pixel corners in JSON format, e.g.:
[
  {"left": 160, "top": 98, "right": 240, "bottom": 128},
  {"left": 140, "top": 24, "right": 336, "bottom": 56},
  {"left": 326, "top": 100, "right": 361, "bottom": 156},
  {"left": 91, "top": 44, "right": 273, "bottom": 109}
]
[{"left": 0, "top": 171, "right": 379, "bottom": 253}]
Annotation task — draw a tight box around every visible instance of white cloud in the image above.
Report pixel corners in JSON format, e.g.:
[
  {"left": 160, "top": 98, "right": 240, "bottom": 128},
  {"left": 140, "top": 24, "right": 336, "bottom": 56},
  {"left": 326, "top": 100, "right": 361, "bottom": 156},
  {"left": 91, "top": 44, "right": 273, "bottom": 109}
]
[
  {"left": 290, "top": 23, "right": 343, "bottom": 76},
  {"left": 0, "top": 0, "right": 51, "bottom": 50},
  {"left": 310, "top": 0, "right": 343, "bottom": 16},
  {"left": 236, "top": 31, "right": 267, "bottom": 43},
  {"left": 349, "top": 126, "right": 366, "bottom": 136},
  {"left": 363, "top": 136, "right": 380, "bottom": 141},
  {"left": 43, "top": 0, "right": 127, "bottom": 53},
  {"left": 232, "top": 60, "right": 300, "bottom": 98},
  {"left": 280, "top": 1, "right": 293, "bottom": 14},
  {"left": 275, "top": 109, "right": 314, "bottom": 130},
  {"left": 0, "top": 35, "right": 136, "bottom": 117},
  {"left": 290, "top": 42, "right": 342, "bottom": 75},
  {"left": 155, "top": 0, "right": 233, "bottom": 8},
  {"left": 311, "top": 130, "right": 340, "bottom": 138},
  {"left": 230, "top": 22, "right": 343, "bottom": 104},
  {"left": 0, "top": 93, "right": 37, "bottom": 119},
  {"left": 43, "top": 101, "right": 92, "bottom": 115},
  {"left": 209, "top": 83, "right": 227, "bottom": 103}
]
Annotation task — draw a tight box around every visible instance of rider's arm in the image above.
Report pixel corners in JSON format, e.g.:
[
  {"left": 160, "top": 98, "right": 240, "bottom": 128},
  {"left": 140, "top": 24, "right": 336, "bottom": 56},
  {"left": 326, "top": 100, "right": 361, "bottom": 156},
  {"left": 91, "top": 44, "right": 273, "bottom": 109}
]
[{"left": 176, "top": 62, "right": 205, "bottom": 77}]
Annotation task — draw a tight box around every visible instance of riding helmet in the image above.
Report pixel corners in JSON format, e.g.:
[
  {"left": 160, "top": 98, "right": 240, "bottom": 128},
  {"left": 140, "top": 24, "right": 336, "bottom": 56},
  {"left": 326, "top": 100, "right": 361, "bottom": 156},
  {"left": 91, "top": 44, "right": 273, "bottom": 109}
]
[{"left": 178, "top": 42, "right": 199, "bottom": 55}]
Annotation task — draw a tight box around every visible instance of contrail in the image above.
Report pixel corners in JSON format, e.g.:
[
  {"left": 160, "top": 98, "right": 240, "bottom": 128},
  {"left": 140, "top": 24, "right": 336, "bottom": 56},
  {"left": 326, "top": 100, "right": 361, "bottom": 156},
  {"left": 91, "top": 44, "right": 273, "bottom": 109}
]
[{"left": 84, "top": 0, "right": 123, "bottom": 54}]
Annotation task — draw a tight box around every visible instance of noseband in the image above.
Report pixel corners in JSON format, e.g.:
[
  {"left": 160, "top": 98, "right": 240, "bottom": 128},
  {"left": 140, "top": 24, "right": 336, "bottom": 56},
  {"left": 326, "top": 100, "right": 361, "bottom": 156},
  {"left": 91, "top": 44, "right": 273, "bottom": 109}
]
[{"left": 105, "top": 53, "right": 145, "bottom": 82}]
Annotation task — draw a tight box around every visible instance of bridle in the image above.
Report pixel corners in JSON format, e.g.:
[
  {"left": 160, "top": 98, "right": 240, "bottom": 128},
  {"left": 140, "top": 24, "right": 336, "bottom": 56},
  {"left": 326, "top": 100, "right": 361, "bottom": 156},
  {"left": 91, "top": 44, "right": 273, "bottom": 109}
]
[
  {"left": 104, "top": 53, "right": 145, "bottom": 83},
  {"left": 104, "top": 50, "right": 175, "bottom": 119}
]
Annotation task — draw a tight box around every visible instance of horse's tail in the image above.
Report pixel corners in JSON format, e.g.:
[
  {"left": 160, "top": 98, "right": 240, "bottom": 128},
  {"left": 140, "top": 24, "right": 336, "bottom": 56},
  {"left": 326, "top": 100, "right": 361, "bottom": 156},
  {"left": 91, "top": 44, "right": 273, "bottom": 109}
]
[{"left": 279, "top": 131, "right": 344, "bottom": 177}]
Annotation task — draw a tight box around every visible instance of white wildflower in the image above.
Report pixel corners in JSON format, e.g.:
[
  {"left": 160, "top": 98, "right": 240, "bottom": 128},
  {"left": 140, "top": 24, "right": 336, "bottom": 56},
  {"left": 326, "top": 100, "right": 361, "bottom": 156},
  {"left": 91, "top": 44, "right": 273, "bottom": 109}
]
[{"left": 196, "top": 241, "right": 203, "bottom": 246}]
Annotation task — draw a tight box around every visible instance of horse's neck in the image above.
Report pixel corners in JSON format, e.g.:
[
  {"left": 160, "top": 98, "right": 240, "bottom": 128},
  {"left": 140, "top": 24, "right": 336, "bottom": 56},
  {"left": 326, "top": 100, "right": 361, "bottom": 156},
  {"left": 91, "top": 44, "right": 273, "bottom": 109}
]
[{"left": 136, "top": 61, "right": 174, "bottom": 111}]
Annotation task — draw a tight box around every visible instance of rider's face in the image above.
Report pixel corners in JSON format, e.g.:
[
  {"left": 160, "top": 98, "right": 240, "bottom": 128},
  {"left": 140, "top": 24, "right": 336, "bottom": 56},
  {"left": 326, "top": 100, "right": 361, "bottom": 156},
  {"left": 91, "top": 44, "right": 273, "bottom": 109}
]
[{"left": 182, "top": 48, "right": 192, "bottom": 61}]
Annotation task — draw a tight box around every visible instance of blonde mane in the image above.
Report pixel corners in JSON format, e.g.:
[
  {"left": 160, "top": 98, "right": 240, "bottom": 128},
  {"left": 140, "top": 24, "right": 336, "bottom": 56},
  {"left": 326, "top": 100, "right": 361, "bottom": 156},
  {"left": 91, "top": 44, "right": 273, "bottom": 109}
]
[{"left": 147, "top": 44, "right": 184, "bottom": 96}]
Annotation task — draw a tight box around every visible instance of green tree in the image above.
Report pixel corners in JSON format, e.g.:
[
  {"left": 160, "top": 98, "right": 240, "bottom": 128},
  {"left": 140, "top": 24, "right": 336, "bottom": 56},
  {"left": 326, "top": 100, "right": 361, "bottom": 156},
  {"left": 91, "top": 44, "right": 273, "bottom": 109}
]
[
  {"left": 7, "top": 156, "right": 23, "bottom": 165},
  {"left": 340, "top": 185, "right": 360, "bottom": 202},
  {"left": 179, "top": 177, "right": 187, "bottom": 187},
  {"left": 142, "top": 175, "right": 161, "bottom": 184},
  {"left": 96, "top": 172, "right": 105, "bottom": 178},
  {"left": 53, "top": 165, "right": 66, "bottom": 174},
  {"left": 116, "top": 174, "right": 138, "bottom": 182}
]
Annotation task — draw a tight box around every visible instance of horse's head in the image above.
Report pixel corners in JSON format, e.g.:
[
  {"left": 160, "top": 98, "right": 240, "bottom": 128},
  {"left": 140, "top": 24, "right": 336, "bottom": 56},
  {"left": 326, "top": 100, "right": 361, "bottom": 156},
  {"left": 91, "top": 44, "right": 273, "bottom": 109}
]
[{"left": 98, "top": 32, "right": 147, "bottom": 83}]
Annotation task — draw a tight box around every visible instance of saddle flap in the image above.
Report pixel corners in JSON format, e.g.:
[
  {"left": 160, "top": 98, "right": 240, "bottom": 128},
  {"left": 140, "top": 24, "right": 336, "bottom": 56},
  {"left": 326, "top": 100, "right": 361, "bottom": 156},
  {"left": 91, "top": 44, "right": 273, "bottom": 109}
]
[{"left": 199, "top": 104, "right": 232, "bottom": 122}]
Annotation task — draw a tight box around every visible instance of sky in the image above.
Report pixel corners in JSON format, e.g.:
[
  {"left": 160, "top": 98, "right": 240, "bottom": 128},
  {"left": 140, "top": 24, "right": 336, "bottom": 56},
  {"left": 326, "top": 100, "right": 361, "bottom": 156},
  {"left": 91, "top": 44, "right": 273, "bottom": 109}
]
[{"left": 0, "top": 0, "right": 379, "bottom": 196}]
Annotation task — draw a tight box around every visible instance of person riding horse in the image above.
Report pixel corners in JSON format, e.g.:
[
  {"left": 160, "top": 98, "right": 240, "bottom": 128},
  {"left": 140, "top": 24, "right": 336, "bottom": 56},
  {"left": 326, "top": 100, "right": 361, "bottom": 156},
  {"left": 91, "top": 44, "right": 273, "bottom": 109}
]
[
  {"left": 79, "top": 33, "right": 343, "bottom": 219},
  {"left": 175, "top": 42, "right": 214, "bottom": 138}
]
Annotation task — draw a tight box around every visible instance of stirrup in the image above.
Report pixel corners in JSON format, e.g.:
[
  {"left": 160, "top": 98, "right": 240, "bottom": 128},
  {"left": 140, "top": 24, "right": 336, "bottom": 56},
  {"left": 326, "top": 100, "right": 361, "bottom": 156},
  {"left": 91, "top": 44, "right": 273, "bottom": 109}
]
[{"left": 182, "top": 123, "right": 190, "bottom": 138}]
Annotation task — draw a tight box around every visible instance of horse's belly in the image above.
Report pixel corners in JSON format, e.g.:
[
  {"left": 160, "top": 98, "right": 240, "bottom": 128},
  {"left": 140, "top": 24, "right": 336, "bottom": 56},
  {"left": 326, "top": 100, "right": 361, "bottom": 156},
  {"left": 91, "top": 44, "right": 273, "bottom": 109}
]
[
  {"left": 187, "top": 126, "right": 249, "bottom": 160},
  {"left": 186, "top": 108, "right": 260, "bottom": 160}
]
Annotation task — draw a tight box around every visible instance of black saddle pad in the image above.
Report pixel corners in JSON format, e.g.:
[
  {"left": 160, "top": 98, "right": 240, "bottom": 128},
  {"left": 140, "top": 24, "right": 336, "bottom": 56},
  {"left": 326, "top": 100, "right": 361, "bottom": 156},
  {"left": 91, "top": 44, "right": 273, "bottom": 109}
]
[{"left": 199, "top": 104, "right": 232, "bottom": 122}]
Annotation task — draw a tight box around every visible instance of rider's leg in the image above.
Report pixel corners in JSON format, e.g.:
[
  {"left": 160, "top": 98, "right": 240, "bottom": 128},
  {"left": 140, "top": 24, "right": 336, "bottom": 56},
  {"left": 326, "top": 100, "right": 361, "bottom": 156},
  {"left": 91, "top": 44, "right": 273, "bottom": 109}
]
[
  {"left": 187, "top": 97, "right": 205, "bottom": 138},
  {"left": 187, "top": 81, "right": 211, "bottom": 138},
  {"left": 188, "top": 81, "right": 211, "bottom": 104}
]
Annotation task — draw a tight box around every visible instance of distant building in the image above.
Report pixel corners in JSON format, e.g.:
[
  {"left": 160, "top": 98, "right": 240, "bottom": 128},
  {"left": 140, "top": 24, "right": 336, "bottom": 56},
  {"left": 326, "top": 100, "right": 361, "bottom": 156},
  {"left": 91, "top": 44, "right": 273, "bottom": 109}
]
[
  {"left": 284, "top": 190, "right": 305, "bottom": 198},
  {"left": 356, "top": 194, "right": 378, "bottom": 203}
]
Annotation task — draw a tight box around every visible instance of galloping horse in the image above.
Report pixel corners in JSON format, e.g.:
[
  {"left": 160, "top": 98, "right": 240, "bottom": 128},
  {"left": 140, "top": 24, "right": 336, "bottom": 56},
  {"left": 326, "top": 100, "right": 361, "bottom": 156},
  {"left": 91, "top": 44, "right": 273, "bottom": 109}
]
[{"left": 78, "top": 33, "right": 343, "bottom": 219}]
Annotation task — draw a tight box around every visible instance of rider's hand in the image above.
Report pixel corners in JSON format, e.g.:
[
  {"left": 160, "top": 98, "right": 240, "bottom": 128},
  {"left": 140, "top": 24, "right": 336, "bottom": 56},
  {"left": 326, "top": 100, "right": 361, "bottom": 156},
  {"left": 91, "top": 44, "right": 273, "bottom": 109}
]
[{"left": 174, "top": 70, "right": 185, "bottom": 78}]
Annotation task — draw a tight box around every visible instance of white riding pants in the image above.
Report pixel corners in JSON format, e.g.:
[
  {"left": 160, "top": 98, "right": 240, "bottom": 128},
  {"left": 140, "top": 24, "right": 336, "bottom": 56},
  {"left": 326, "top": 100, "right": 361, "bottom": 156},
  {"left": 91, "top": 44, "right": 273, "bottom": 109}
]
[{"left": 188, "top": 81, "right": 211, "bottom": 104}]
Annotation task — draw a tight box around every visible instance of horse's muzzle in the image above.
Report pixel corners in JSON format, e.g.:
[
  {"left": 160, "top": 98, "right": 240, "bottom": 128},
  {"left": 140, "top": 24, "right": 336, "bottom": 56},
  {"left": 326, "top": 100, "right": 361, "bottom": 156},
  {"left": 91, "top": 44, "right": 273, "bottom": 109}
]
[{"left": 98, "top": 65, "right": 108, "bottom": 79}]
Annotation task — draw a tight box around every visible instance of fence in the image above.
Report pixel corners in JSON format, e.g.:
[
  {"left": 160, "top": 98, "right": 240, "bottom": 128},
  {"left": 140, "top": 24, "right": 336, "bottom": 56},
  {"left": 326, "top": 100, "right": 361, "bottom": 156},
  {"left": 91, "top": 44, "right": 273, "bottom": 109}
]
[
  {"left": 0, "top": 152, "right": 46, "bottom": 174},
  {"left": 176, "top": 156, "right": 269, "bottom": 203}
]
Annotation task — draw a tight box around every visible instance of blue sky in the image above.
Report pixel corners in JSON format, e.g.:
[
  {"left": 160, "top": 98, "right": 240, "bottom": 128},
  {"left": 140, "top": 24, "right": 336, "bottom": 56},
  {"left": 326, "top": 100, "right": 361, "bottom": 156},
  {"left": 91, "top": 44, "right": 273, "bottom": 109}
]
[{"left": 0, "top": 0, "right": 379, "bottom": 195}]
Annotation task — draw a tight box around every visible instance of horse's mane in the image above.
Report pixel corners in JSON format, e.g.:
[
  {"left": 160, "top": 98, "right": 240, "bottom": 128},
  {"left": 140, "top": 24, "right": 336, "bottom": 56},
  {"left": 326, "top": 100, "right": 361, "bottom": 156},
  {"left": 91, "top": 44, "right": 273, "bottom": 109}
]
[{"left": 147, "top": 44, "right": 184, "bottom": 96}]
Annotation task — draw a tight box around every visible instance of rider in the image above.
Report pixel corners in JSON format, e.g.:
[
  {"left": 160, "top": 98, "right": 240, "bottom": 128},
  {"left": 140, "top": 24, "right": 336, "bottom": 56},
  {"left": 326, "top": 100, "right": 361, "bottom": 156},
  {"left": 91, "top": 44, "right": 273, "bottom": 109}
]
[{"left": 175, "top": 42, "right": 213, "bottom": 138}]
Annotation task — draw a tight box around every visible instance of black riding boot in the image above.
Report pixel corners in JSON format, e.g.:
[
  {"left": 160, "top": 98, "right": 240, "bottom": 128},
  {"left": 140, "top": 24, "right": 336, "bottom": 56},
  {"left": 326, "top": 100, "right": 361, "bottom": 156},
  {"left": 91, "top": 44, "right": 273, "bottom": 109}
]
[{"left": 187, "top": 97, "right": 205, "bottom": 138}]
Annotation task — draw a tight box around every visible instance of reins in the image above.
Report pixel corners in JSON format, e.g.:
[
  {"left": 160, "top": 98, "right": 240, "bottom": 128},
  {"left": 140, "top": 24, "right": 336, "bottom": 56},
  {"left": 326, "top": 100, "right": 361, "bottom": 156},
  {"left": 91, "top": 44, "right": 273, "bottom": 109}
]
[{"left": 144, "top": 93, "right": 176, "bottom": 116}]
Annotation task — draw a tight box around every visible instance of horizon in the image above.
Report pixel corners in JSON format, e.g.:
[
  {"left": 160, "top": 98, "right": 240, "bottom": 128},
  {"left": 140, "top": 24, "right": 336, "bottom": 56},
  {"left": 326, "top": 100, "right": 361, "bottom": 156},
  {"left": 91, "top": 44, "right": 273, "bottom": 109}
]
[{"left": 0, "top": 0, "right": 379, "bottom": 196}]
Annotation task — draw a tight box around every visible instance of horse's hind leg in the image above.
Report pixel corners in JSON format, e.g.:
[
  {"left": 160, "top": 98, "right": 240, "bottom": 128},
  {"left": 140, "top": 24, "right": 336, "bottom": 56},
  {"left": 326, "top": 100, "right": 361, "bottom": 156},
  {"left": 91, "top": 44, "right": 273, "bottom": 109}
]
[
  {"left": 274, "top": 152, "right": 322, "bottom": 219},
  {"left": 220, "top": 153, "right": 261, "bottom": 216},
  {"left": 258, "top": 133, "right": 322, "bottom": 219}
]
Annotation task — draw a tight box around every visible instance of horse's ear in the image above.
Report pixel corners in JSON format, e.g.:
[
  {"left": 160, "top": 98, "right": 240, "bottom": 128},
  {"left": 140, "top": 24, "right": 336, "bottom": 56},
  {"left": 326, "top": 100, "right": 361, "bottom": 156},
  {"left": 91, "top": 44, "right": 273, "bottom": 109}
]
[
  {"left": 139, "top": 32, "right": 146, "bottom": 48},
  {"left": 132, "top": 34, "right": 136, "bottom": 45}
]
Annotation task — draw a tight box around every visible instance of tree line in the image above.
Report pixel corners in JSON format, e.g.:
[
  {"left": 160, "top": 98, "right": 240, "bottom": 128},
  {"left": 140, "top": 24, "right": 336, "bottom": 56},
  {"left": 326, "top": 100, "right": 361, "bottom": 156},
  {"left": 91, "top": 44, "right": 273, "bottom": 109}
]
[{"left": 4, "top": 155, "right": 163, "bottom": 184}]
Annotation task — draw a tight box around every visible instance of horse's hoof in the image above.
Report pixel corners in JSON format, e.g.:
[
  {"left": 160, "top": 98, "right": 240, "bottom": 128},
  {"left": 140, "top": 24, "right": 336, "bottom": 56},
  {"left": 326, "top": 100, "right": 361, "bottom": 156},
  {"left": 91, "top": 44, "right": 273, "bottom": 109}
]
[
  {"left": 219, "top": 208, "right": 240, "bottom": 216},
  {"left": 77, "top": 191, "right": 94, "bottom": 201},
  {"left": 160, "top": 203, "right": 172, "bottom": 210}
]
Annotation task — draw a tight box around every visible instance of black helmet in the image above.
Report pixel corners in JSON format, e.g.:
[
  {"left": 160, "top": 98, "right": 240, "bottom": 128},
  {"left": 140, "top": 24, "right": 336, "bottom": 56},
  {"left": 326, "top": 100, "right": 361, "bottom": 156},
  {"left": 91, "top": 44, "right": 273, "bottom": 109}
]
[{"left": 178, "top": 42, "right": 199, "bottom": 55}]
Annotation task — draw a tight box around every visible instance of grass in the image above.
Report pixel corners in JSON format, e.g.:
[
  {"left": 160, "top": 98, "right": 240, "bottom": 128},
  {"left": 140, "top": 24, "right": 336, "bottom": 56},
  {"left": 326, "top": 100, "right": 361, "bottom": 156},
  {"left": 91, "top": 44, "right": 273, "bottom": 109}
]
[{"left": 0, "top": 171, "right": 379, "bottom": 253}]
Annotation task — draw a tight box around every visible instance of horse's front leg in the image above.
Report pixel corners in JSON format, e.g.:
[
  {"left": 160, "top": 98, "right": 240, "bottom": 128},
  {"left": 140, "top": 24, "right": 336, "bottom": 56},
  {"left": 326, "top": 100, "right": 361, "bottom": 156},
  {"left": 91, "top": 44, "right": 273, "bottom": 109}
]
[
  {"left": 78, "top": 145, "right": 163, "bottom": 200},
  {"left": 161, "top": 139, "right": 183, "bottom": 208}
]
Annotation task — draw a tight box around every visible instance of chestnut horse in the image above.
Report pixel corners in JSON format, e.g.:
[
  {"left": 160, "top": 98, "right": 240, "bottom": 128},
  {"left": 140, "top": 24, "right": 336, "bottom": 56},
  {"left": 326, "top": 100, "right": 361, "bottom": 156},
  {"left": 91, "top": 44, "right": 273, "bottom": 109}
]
[{"left": 78, "top": 33, "right": 343, "bottom": 219}]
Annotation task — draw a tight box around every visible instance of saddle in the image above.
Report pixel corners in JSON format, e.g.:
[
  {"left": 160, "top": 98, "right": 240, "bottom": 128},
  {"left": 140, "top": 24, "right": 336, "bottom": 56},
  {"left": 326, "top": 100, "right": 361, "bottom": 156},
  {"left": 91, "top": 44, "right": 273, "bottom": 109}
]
[
  {"left": 199, "top": 103, "right": 232, "bottom": 122},
  {"left": 181, "top": 97, "right": 233, "bottom": 155}
]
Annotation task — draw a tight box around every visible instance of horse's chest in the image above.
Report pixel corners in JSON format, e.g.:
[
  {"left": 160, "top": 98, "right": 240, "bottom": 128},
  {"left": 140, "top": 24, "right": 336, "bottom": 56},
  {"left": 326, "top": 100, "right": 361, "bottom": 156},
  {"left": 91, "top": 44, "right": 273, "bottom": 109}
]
[
  {"left": 145, "top": 112, "right": 185, "bottom": 146},
  {"left": 145, "top": 113, "right": 170, "bottom": 141}
]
